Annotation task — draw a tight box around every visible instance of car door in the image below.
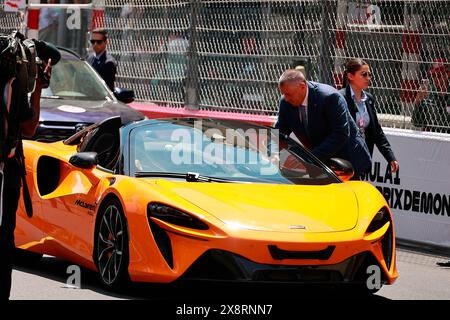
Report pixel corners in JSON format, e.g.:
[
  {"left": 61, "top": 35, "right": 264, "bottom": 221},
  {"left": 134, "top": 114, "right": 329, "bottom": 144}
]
[{"left": 39, "top": 159, "right": 100, "bottom": 263}]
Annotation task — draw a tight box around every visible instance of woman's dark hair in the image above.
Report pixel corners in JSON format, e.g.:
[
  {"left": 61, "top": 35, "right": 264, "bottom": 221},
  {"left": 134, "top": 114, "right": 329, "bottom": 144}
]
[{"left": 343, "top": 58, "right": 368, "bottom": 87}]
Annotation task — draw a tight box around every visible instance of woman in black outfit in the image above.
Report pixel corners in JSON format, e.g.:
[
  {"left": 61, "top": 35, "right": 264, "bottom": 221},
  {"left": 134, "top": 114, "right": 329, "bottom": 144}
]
[{"left": 340, "top": 58, "right": 399, "bottom": 175}]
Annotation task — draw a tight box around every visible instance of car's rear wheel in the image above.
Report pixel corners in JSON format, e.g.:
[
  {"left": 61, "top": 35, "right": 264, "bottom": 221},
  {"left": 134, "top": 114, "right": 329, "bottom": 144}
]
[{"left": 95, "top": 198, "right": 130, "bottom": 289}]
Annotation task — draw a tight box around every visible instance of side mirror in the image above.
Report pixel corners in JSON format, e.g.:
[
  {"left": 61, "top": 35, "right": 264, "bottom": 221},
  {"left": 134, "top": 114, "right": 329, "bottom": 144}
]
[
  {"left": 114, "top": 87, "right": 135, "bottom": 104},
  {"left": 329, "top": 158, "right": 354, "bottom": 181},
  {"left": 69, "top": 152, "right": 98, "bottom": 169}
]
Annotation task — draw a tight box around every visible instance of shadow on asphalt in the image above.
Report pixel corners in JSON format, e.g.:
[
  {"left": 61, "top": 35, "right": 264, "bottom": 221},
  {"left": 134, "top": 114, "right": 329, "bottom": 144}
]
[{"left": 14, "top": 256, "right": 389, "bottom": 301}]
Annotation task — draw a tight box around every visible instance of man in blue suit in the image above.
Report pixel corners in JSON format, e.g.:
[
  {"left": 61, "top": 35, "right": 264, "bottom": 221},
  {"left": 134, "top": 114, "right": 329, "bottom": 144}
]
[
  {"left": 87, "top": 28, "right": 117, "bottom": 91},
  {"left": 275, "top": 69, "right": 371, "bottom": 179}
]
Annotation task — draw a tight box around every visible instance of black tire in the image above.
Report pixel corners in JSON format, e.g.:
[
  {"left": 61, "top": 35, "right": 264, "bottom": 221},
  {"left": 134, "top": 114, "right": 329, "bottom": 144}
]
[
  {"left": 94, "top": 198, "right": 130, "bottom": 290},
  {"left": 14, "top": 248, "right": 43, "bottom": 265}
]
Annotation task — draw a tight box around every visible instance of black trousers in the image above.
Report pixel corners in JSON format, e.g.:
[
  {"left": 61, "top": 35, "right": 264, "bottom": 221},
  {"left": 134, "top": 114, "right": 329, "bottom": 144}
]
[{"left": 0, "top": 159, "right": 21, "bottom": 300}]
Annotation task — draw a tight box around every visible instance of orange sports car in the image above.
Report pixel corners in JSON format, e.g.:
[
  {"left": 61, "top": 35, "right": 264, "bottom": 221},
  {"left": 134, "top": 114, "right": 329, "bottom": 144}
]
[{"left": 15, "top": 116, "right": 397, "bottom": 292}]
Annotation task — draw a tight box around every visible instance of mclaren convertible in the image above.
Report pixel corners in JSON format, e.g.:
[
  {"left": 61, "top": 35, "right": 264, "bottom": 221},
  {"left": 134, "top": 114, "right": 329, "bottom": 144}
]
[{"left": 15, "top": 116, "right": 398, "bottom": 291}]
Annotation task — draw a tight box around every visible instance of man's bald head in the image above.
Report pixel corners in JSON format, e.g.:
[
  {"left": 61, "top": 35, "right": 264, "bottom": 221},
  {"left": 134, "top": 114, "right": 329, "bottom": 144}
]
[
  {"left": 278, "top": 69, "right": 306, "bottom": 87},
  {"left": 278, "top": 69, "right": 308, "bottom": 107}
]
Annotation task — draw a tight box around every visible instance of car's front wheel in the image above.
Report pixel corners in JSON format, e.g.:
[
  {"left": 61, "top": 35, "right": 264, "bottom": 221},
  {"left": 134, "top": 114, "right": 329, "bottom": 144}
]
[{"left": 95, "top": 198, "right": 130, "bottom": 289}]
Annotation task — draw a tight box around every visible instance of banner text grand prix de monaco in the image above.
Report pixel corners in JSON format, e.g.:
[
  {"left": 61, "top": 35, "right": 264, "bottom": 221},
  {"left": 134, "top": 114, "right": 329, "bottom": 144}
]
[{"left": 365, "top": 128, "right": 450, "bottom": 249}]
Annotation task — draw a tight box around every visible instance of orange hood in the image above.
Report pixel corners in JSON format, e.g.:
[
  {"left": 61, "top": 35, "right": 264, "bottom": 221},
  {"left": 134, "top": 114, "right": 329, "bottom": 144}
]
[{"left": 151, "top": 180, "right": 359, "bottom": 233}]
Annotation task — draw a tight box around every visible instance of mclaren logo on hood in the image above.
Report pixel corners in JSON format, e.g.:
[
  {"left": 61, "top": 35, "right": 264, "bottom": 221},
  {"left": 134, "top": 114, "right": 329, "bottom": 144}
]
[{"left": 289, "top": 225, "right": 306, "bottom": 230}]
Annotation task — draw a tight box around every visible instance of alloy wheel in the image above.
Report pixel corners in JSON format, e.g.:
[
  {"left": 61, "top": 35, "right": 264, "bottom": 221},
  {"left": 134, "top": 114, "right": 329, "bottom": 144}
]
[{"left": 97, "top": 204, "right": 125, "bottom": 285}]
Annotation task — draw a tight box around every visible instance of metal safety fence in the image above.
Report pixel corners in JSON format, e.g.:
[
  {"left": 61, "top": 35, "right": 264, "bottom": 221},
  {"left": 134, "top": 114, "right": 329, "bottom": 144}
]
[
  {"left": 0, "top": 4, "right": 25, "bottom": 34},
  {"left": 1, "top": 0, "right": 449, "bottom": 132}
]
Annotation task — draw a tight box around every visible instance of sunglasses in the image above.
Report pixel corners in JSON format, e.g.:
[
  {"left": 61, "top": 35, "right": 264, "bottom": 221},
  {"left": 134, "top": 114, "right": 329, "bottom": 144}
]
[
  {"left": 360, "top": 71, "right": 372, "bottom": 78},
  {"left": 90, "top": 39, "right": 105, "bottom": 45}
]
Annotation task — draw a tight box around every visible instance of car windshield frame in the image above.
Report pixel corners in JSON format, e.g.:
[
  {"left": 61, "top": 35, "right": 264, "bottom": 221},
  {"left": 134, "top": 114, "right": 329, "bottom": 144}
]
[
  {"left": 122, "top": 119, "right": 341, "bottom": 185},
  {"left": 41, "top": 49, "right": 114, "bottom": 101}
]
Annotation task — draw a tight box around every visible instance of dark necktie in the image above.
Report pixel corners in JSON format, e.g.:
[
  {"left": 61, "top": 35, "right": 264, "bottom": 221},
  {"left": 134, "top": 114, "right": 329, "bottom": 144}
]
[
  {"left": 93, "top": 57, "right": 101, "bottom": 72},
  {"left": 299, "top": 105, "right": 308, "bottom": 133},
  {"left": 297, "top": 105, "right": 312, "bottom": 149}
]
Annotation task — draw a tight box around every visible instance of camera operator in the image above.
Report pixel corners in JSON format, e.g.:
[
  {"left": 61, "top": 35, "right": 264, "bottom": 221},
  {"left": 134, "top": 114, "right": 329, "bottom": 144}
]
[{"left": 0, "top": 31, "right": 60, "bottom": 300}]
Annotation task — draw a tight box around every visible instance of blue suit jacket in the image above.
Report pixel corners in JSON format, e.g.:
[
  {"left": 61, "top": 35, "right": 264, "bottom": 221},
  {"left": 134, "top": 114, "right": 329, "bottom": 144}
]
[
  {"left": 275, "top": 81, "right": 372, "bottom": 177},
  {"left": 87, "top": 51, "right": 117, "bottom": 91}
]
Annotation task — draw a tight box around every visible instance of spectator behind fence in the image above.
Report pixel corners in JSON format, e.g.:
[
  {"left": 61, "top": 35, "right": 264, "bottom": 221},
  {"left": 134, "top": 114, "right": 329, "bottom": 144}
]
[
  {"left": 412, "top": 58, "right": 450, "bottom": 133},
  {"left": 340, "top": 58, "right": 399, "bottom": 175},
  {"left": 87, "top": 28, "right": 117, "bottom": 91},
  {"left": 275, "top": 69, "right": 371, "bottom": 179},
  {"left": 151, "top": 32, "right": 189, "bottom": 101},
  {"left": 166, "top": 32, "right": 189, "bottom": 98}
]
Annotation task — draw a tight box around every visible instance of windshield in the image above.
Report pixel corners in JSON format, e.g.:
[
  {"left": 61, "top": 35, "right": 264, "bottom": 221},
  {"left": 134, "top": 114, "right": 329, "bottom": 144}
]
[
  {"left": 129, "top": 120, "right": 338, "bottom": 185},
  {"left": 41, "top": 54, "right": 112, "bottom": 101}
]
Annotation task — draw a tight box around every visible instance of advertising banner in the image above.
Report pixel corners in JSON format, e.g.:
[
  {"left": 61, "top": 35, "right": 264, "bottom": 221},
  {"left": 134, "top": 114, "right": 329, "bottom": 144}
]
[{"left": 364, "top": 128, "right": 450, "bottom": 249}]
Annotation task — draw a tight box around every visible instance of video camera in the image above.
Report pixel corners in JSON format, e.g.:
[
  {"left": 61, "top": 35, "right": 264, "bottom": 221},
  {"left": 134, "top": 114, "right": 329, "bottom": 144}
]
[{"left": 0, "top": 30, "right": 61, "bottom": 92}]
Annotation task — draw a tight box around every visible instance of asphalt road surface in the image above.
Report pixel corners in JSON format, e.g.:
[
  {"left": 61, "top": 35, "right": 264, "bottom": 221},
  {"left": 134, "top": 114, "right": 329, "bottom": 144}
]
[{"left": 9, "top": 247, "right": 450, "bottom": 300}]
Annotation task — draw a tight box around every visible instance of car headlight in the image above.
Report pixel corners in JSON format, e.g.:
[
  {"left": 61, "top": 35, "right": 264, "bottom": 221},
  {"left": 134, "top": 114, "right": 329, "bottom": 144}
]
[
  {"left": 147, "top": 203, "right": 209, "bottom": 230},
  {"left": 366, "top": 207, "right": 390, "bottom": 233}
]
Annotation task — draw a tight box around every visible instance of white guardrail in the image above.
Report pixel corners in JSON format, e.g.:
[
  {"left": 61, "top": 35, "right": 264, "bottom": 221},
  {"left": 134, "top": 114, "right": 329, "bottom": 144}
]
[
  {"left": 366, "top": 128, "right": 450, "bottom": 250},
  {"left": 377, "top": 114, "right": 414, "bottom": 130}
]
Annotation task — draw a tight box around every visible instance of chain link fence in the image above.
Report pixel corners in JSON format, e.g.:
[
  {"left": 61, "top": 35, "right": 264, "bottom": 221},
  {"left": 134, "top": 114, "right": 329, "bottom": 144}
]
[
  {"left": 1, "top": 1, "right": 449, "bottom": 131},
  {"left": 0, "top": 4, "right": 25, "bottom": 34}
]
